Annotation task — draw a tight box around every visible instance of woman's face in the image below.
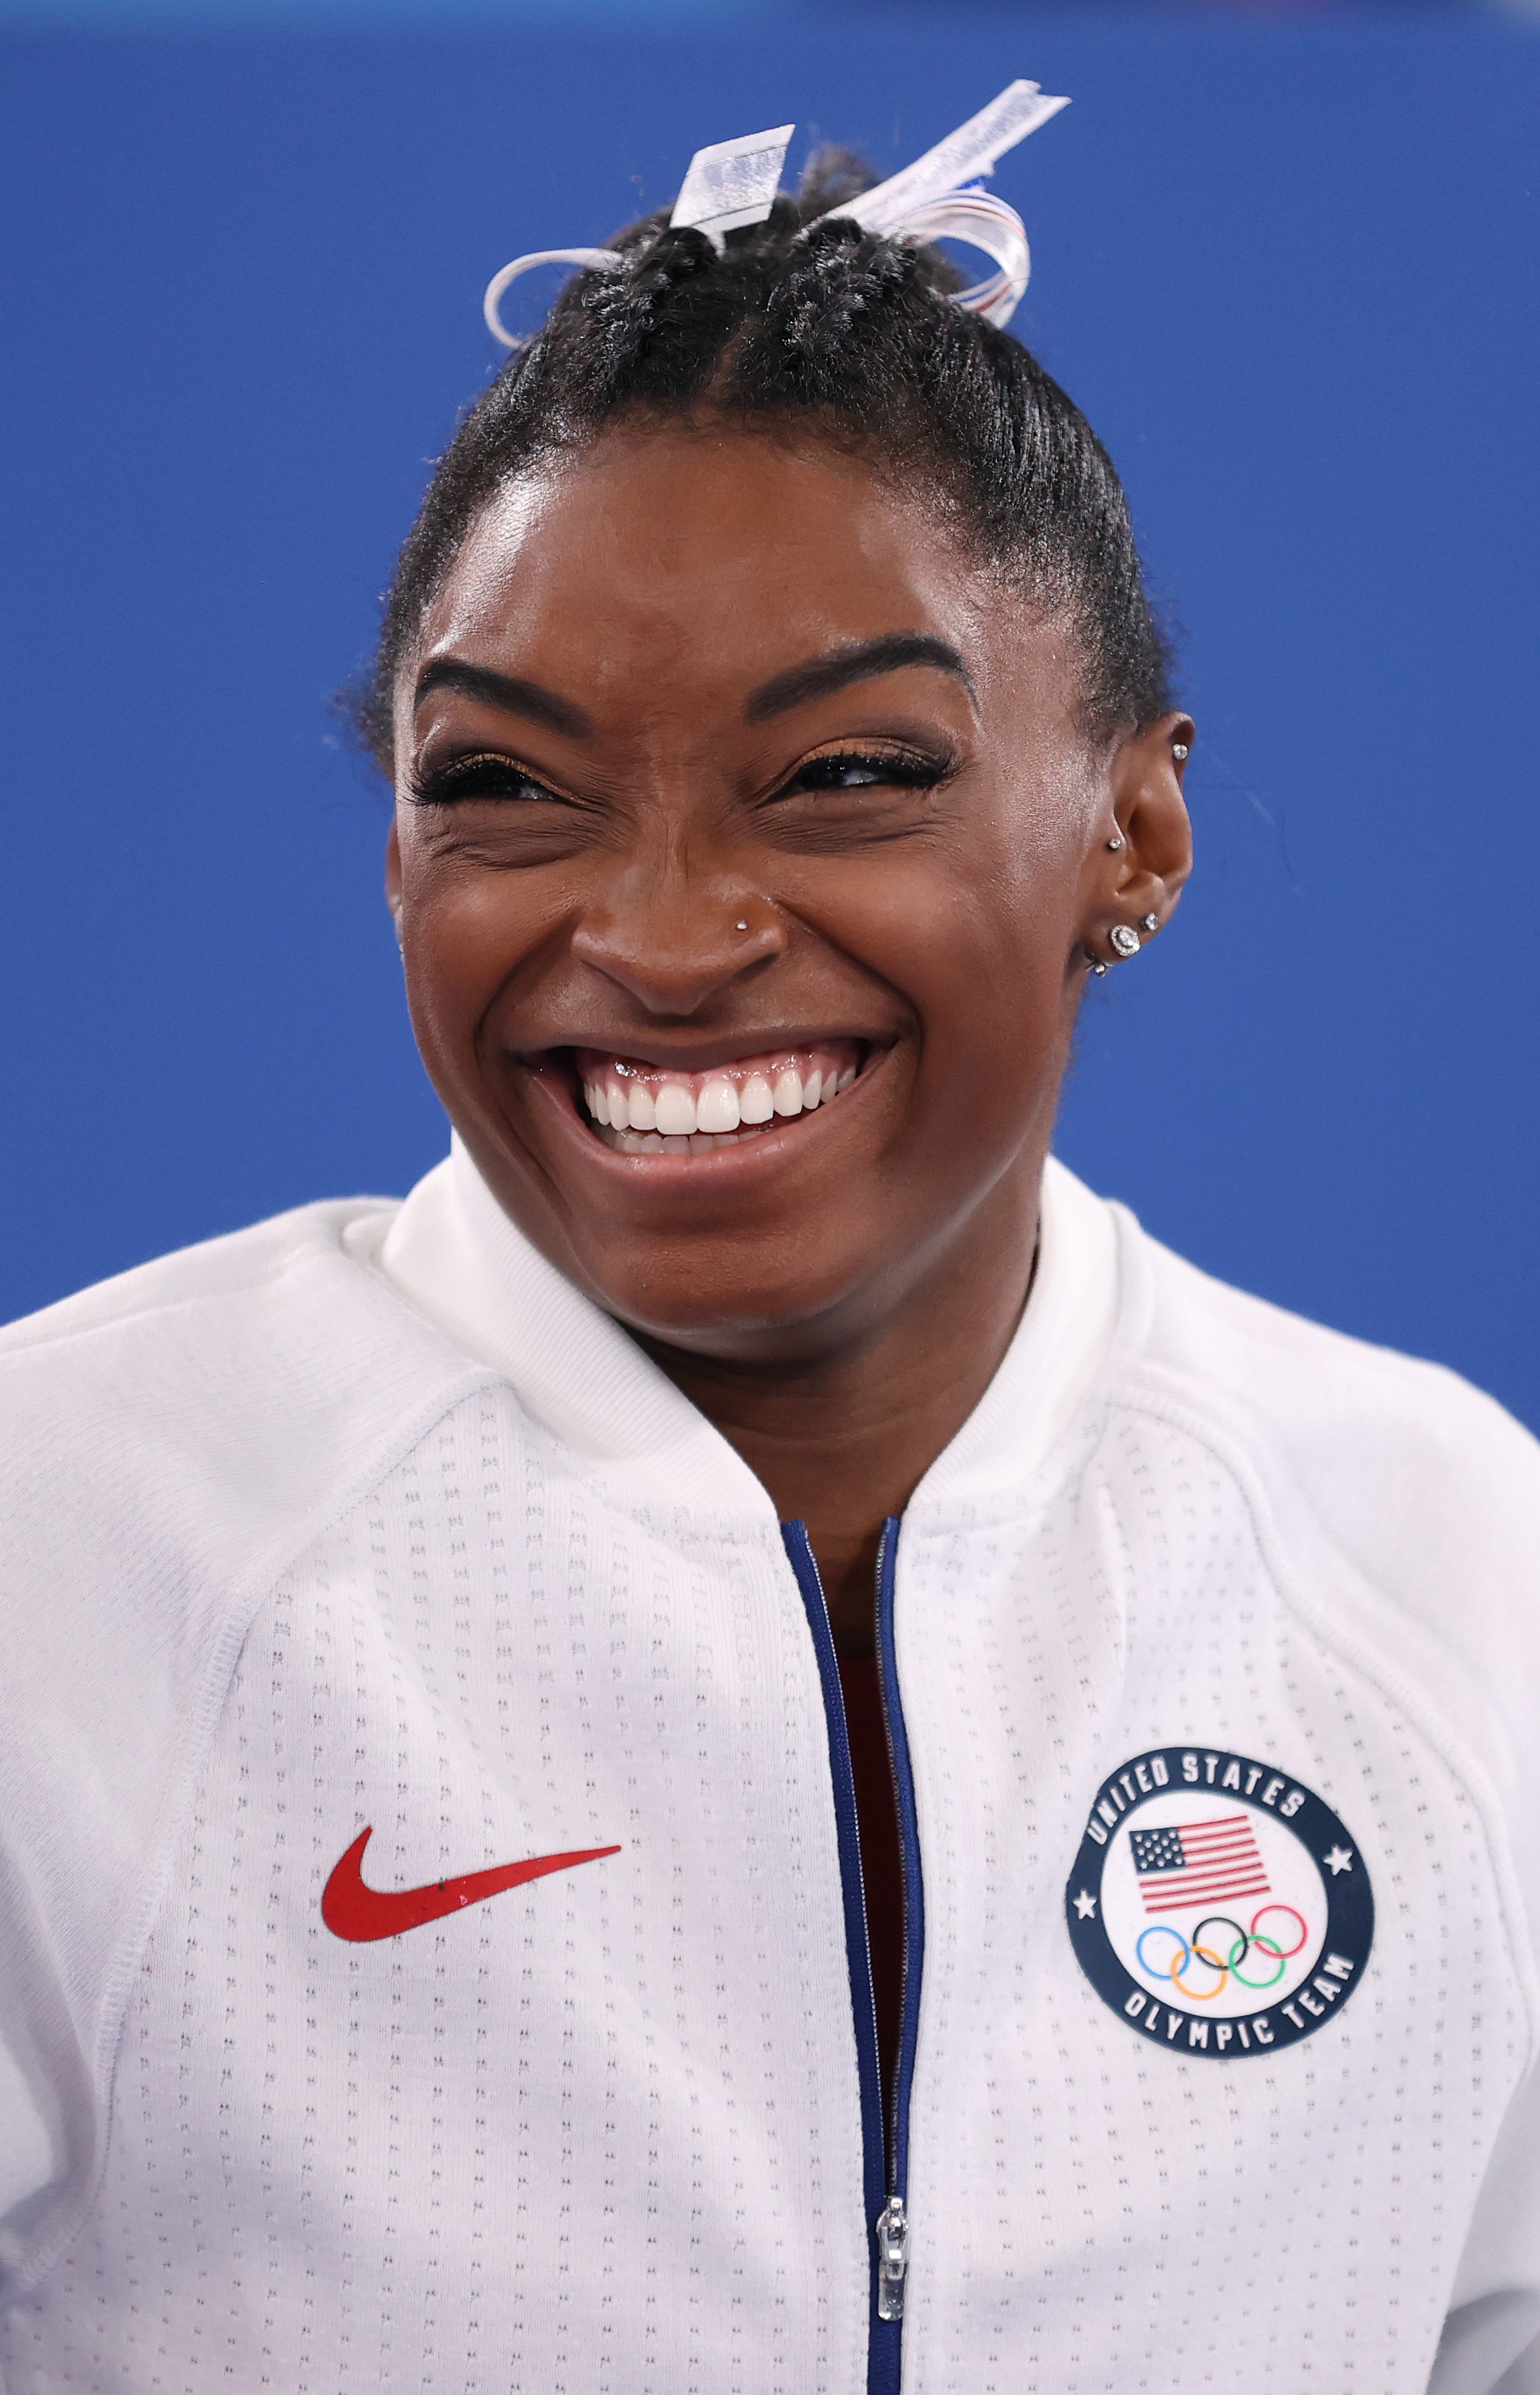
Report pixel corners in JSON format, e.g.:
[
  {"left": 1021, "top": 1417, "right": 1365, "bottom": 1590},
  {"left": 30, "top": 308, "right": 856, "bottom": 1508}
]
[{"left": 388, "top": 424, "right": 1190, "bottom": 1361}]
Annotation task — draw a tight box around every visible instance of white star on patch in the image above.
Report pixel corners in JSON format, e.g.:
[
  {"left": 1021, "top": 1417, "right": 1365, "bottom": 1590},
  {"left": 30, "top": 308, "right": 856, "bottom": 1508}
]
[
  {"left": 1074, "top": 1889, "right": 1098, "bottom": 1920},
  {"left": 1324, "top": 1846, "right": 1354, "bottom": 1876}
]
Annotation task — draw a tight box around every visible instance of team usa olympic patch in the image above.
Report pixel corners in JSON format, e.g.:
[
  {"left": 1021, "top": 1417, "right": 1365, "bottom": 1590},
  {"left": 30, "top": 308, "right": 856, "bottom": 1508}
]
[{"left": 1065, "top": 1746, "right": 1373, "bottom": 2059}]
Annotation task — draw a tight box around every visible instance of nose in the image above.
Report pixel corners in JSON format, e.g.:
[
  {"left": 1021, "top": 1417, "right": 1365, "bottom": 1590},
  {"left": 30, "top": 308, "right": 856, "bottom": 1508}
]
[{"left": 570, "top": 862, "right": 786, "bottom": 1018}]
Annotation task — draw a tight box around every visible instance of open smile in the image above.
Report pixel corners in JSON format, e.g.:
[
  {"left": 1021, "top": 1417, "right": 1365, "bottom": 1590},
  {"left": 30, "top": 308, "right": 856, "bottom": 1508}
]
[{"left": 570, "top": 1040, "right": 864, "bottom": 1156}]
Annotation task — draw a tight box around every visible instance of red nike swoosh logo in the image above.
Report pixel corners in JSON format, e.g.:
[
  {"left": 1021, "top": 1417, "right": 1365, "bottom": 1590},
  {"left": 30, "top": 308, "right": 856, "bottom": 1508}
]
[{"left": 321, "top": 1825, "right": 622, "bottom": 1943}]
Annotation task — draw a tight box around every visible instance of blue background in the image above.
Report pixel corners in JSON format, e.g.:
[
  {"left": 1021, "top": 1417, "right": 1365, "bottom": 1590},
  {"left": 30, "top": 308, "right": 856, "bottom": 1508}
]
[{"left": 2, "top": 11, "right": 1537, "bottom": 1425}]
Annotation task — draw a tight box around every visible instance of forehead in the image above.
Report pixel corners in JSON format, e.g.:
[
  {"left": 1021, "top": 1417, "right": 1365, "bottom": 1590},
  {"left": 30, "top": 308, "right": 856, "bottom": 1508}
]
[{"left": 409, "top": 425, "right": 1074, "bottom": 729}]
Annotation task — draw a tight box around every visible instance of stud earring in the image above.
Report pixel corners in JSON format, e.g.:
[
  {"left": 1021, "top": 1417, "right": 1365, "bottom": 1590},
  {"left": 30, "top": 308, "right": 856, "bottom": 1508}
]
[
  {"left": 1139, "top": 912, "right": 1158, "bottom": 934},
  {"left": 1089, "top": 959, "right": 1107, "bottom": 977},
  {"left": 1106, "top": 832, "right": 1124, "bottom": 852},
  {"left": 1108, "top": 924, "right": 1141, "bottom": 959},
  {"left": 1171, "top": 742, "right": 1189, "bottom": 761}
]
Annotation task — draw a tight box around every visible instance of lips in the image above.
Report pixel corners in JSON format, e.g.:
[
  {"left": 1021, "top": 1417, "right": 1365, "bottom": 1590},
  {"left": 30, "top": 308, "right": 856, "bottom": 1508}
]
[{"left": 572, "top": 1040, "right": 862, "bottom": 1155}]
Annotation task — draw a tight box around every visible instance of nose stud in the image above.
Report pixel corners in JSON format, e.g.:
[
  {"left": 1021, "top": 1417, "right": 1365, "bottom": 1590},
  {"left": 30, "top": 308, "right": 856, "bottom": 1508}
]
[
  {"left": 1172, "top": 742, "right": 1189, "bottom": 761},
  {"left": 735, "top": 921, "right": 748, "bottom": 932}
]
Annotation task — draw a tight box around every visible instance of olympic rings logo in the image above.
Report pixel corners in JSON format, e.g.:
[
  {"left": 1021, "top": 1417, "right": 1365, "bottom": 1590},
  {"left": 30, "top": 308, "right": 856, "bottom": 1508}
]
[{"left": 1134, "top": 1906, "right": 1309, "bottom": 2001}]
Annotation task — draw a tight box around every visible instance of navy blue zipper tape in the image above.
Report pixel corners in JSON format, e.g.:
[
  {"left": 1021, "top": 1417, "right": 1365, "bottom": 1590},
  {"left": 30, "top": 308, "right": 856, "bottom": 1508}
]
[
  {"left": 875, "top": 1517, "right": 924, "bottom": 2202},
  {"left": 782, "top": 1517, "right": 913, "bottom": 2395},
  {"left": 781, "top": 1520, "right": 888, "bottom": 2236}
]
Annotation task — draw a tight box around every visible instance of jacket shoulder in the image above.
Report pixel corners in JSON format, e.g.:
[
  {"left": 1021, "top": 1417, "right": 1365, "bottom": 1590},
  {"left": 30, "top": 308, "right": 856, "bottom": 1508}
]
[
  {"left": 0, "top": 1198, "right": 497, "bottom": 1546},
  {"left": 1121, "top": 1221, "right": 1540, "bottom": 1942},
  {"left": 0, "top": 1198, "right": 392, "bottom": 1355},
  {"left": 1127, "top": 1223, "right": 1540, "bottom": 1574}
]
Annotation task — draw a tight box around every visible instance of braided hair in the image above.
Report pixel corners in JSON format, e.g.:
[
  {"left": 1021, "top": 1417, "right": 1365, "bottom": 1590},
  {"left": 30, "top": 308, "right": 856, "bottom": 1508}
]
[{"left": 356, "top": 149, "right": 1171, "bottom": 766}]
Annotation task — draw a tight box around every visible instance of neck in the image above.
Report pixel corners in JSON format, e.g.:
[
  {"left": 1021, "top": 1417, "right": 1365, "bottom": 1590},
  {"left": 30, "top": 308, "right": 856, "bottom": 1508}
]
[{"left": 635, "top": 1171, "right": 1040, "bottom": 1655}]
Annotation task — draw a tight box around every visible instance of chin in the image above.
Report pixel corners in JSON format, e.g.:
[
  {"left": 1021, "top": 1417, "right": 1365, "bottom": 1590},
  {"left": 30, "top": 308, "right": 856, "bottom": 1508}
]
[{"left": 573, "top": 1235, "right": 894, "bottom": 1361}]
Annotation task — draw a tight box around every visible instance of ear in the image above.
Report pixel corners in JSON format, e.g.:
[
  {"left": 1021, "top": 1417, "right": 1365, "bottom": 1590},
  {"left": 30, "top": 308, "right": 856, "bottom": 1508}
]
[
  {"left": 385, "top": 818, "right": 404, "bottom": 943},
  {"left": 1077, "top": 713, "right": 1194, "bottom": 975},
  {"left": 385, "top": 816, "right": 403, "bottom": 914}
]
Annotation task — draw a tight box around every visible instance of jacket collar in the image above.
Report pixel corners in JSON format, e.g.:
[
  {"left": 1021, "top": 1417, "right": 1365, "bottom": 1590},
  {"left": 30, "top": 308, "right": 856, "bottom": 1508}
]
[{"left": 376, "top": 1134, "right": 1121, "bottom": 1522}]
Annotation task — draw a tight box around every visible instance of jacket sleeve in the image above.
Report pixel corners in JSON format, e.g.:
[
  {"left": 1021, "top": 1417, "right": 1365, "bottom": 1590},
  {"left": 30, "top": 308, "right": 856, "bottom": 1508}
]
[
  {"left": 1429, "top": 2065, "right": 1540, "bottom": 2393},
  {"left": 0, "top": 1205, "right": 483, "bottom": 2299},
  {"left": 0, "top": 1843, "right": 94, "bottom": 2288},
  {"left": 1137, "top": 1231, "right": 1540, "bottom": 2395}
]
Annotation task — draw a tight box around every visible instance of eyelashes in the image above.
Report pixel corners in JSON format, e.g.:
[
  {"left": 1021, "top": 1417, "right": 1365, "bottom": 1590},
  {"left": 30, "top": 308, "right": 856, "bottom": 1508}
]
[
  {"left": 770, "top": 747, "right": 952, "bottom": 802},
  {"left": 407, "top": 745, "right": 953, "bottom": 810},
  {"left": 406, "top": 753, "right": 560, "bottom": 809}
]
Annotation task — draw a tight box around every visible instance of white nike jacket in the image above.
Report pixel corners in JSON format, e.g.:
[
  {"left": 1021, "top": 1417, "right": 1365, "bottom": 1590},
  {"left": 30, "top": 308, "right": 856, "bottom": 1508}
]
[{"left": 1, "top": 1142, "right": 1539, "bottom": 2394}]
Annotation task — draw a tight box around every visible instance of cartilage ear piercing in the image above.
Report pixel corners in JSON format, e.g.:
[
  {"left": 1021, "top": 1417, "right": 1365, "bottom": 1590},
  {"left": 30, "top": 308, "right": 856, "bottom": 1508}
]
[
  {"left": 1172, "top": 742, "right": 1189, "bottom": 761},
  {"left": 1108, "top": 924, "right": 1141, "bottom": 959},
  {"left": 1106, "top": 832, "right": 1124, "bottom": 851},
  {"left": 1139, "top": 912, "right": 1158, "bottom": 934}
]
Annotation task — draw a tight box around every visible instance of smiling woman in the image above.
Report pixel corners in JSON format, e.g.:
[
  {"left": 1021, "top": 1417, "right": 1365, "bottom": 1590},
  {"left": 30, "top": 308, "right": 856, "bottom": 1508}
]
[
  {"left": 2, "top": 93, "right": 1540, "bottom": 2395},
  {"left": 382, "top": 416, "right": 1194, "bottom": 1680}
]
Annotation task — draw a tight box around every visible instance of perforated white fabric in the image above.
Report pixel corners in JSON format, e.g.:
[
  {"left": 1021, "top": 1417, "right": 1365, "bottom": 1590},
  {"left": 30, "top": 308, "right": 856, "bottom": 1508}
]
[
  {"left": 8, "top": 1398, "right": 863, "bottom": 2391},
  {"left": 0, "top": 1160, "right": 1536, "bottom": 2390}
]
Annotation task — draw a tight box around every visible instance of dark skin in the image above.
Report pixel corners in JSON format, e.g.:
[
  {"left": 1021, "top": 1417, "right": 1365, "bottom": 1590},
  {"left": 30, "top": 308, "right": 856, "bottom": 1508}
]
[{"left": 387, "top": 422, "right": 1193, "bottom": 1653}]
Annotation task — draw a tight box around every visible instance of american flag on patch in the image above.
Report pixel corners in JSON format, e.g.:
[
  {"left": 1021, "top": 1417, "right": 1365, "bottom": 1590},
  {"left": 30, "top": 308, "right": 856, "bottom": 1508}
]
[{"left": 1129, "top": 1814, "right": 1271, "bottom": 1914}]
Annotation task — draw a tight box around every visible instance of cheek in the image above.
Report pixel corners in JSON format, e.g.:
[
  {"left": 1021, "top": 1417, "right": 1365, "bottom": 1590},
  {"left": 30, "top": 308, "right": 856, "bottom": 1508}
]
[
  {"left": 396, "top": 853, "right": 549, "bottom": 1072},
  {"left": 882, "top": 836, "right": 1085, "bottom": 1166},
  {"left": 804, "top": 824, "right": 1077, "bottom": 1052}
]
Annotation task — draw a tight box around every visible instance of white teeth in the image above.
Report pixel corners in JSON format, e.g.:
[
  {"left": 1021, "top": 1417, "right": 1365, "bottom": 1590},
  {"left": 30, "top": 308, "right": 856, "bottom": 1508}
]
[
  {"left": 695, "top": 1076, "right": 740, "bottom": 1134},
  {"left": 654, "top": 1084, "right": 697, "bottom": 1137},
  {"left": 597, "top": 1106, "right": 842, "bottom": 1155},
  {"left": 585, "top": 1048, "right": 862, "bottom": 1146}
]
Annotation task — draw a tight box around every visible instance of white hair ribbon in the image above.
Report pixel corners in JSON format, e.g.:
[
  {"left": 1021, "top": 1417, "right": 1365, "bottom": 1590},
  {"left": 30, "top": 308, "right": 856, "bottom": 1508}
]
[
  {"left": 819, "top": 82, "right": 1069, "bottom": 241},
  {"left": 482, "top": 122, "right": 793, "bottom": 347},
  {"left": 872, "top": 187, "right": 1032, "bottom": 331},
  {"left": 481, "top": 87, "right": 1066, "bottom": 350},
  {"left": 813, "top": 80, "right": 1069, "bottom": 329},
  {"left": 670, "top": 123, "right": 796, "bottom": 249},
  {"left": 483, "top": 247, "right": 624, "bottom": 349}
]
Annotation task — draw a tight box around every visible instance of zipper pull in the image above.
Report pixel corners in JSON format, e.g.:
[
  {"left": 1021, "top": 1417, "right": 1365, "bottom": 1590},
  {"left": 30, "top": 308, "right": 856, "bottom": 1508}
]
[{"left": 875, "top": 2194, "right": 909, "bottom": 2321}]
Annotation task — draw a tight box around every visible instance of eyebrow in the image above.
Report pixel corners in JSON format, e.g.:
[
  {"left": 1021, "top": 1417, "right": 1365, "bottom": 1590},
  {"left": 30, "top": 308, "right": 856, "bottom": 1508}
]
[
  {"left": 413, "top": 657, "right": 592, "bottom": 740},
  {"left": 744, "top": 633, "right": 975, "bottom": 724}
]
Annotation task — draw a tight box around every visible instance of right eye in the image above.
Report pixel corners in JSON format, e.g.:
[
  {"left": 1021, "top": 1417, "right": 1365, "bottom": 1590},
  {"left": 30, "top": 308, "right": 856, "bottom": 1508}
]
[{"left": 408, "top": 754, "right": 563, "bottom": 808}]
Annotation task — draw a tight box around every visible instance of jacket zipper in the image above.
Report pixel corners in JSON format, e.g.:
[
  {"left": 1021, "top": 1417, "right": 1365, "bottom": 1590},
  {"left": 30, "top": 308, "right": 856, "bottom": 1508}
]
[{"left": 782, "top": 1516, "right": 924, "bottom": 2395}]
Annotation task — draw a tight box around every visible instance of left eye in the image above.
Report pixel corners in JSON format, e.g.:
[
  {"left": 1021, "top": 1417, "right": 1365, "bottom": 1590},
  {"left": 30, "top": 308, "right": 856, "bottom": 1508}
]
[{"left": 781, "top": 752, "right": 943, "bottom": 797}]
